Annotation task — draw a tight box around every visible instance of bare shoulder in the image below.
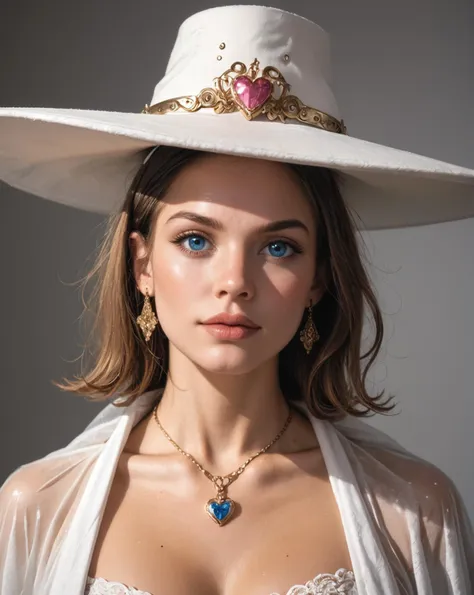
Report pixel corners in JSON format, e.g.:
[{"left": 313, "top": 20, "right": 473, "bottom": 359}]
[
  {"left": 364, "top": 442, "right": 464, "bottom": 521},
  {"left": 0, "top": 460, "right": 51, "bottom": 510},
  {"left": 360, "top": 439, "right": 474, "bottom": 581},
  {"left": 0, "top": 448, "right": 95, "bottom": 519},
  {"left": 0, "top": 459, "right": 58, "bottom": 550}
]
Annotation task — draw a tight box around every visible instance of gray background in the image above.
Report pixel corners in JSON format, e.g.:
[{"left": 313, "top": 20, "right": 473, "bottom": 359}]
[{"left": 1, "top": 0, "right": 473, "bottom": 522}]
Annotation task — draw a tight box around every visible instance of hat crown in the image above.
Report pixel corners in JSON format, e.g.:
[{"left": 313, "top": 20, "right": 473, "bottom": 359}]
[{"left": 150, "top": 5, "right": 340, "bottom": 120}]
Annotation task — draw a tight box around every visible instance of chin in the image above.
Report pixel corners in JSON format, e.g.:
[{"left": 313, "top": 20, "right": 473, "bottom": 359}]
[{"left": 192, "top": 345, "right": 269, "bottom": 375}]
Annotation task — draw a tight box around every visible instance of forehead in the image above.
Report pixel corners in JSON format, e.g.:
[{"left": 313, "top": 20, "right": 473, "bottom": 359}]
[{"left": 158, "top": 153, "right": 314, "bottom": 222}]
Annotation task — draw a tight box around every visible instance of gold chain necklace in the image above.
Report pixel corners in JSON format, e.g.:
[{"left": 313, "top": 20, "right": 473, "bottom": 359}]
[{"left": 152, "top": 402, "right": 293, "bottom": 526}]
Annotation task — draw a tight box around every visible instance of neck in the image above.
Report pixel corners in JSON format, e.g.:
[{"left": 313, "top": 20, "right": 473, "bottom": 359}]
[{"left": 154, "top": 349, "right": 292, "bottom": 472}]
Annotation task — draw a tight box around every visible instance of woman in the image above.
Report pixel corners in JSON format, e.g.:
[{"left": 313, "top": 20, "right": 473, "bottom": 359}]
[{"left": 0, "top": 5, "right": 474, "bottom": 595}]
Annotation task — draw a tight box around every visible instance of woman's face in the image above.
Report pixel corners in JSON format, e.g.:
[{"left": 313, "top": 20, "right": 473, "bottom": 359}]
[{"left": 131, "top": 154, "right": 323, "bottom": 374}]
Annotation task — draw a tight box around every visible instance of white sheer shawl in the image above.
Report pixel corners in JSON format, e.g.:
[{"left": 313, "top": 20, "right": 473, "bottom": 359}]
[{"left": 1, "top": 389, "right": 473, "bottom": 595}]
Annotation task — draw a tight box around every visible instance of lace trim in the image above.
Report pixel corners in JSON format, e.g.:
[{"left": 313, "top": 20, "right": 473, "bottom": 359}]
[
  {"left": 271, "top": 568, "right": 356, "bottom": 594},
  {"left": 86, "top": 569, "right": 356, "bottom": 595},
  {"left": 85, "top": 576, "right": 152, "bottom": 595}
]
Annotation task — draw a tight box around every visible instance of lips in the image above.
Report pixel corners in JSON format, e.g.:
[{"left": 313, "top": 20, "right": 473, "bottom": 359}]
[
  {"left": 201, "top": 324, "right": 259, "bottom": 340},
  {"left": 201, "top": 312, "right": 260, "bottom": 329}
]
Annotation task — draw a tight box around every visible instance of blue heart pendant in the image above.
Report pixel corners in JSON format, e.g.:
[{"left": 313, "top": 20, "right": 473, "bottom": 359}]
[{"left": 206, "top": 497, "right": 235, "bottom": 526}]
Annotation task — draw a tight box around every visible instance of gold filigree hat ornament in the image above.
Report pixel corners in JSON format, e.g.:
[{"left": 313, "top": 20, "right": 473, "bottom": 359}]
[
  {"left": 142, "top": 58, "right": 346, "bottom": 135},
  {"left": 0, "top": 5, "right": 474, "bottom": 228}
]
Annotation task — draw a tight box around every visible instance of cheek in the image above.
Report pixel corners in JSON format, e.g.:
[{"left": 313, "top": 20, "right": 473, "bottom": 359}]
[
  {"left": 259, "top": 267, "right": 313, "bottom": 330},
  {"left": 265, "top": 260, "right": 314, "bottom": 302},
  {"left": 149, "top": 249, "right": 206, "bottom": 320}
]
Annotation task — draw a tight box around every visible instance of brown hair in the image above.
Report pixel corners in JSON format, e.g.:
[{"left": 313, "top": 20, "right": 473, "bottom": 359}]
[{"left": 55, "top": 145, "right": 396, "bottom": 421}]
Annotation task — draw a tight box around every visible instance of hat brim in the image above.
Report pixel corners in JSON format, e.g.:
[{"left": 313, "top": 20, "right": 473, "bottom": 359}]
[{"left": 1, "top": 107, "right": 474, "bottom": 230}]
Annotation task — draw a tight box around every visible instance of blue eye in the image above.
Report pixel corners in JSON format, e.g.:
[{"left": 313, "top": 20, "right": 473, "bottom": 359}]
[
  {"left": 264, "top": 240, "right": 294, "bottom": 258},
  {"left": 182, "top": 234, "right": 209, "bottom": 252}
]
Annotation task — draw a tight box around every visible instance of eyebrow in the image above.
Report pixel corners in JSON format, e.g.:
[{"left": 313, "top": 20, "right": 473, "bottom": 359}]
[{"left": 165, "top": 210, "right": 310, "bottom": 234}]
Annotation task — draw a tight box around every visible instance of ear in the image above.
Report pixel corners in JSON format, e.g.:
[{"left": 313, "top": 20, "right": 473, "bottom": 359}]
[
  {"left": 129, "top": 231, "right": 154, "bottom": 295},
  {"left": 308, "top": 260, "right": 328, "bottom": 307},
  {"left": 308, "top": 286, "right": 324, "bottom": 307}
]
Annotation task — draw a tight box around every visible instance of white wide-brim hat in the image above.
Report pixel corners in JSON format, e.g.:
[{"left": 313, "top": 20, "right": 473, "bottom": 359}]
[{"left": 1, "top": 5, "right": 474, "bottom": 230}]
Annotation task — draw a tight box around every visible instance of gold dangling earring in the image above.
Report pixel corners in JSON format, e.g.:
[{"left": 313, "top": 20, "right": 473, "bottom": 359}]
[
  {"left": 137, "top": 287, "right": 158, "bottom": 342},
  {"left": 299, "top": 299, "right": 320, "bottom": 355}
]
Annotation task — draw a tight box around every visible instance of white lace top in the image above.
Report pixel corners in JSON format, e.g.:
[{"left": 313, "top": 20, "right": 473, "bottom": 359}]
[{"left": 85, "top": 568, "right": 357, "bottom": 594}]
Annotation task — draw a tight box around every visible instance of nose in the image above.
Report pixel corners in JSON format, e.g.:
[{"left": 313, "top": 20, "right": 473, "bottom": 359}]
[{"left": 212, "top": 245, "right": 256, "bottom": 301}]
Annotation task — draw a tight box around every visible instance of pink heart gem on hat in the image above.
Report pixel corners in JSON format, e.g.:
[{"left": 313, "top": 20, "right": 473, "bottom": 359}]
[{"left": 233, "top": 76, "right": 273, "bottom": 111}]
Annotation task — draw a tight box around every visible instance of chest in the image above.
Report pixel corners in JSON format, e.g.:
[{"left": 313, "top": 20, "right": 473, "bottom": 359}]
[{"left": 88, "top": 451, "right": 353, "bottom": 595}]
